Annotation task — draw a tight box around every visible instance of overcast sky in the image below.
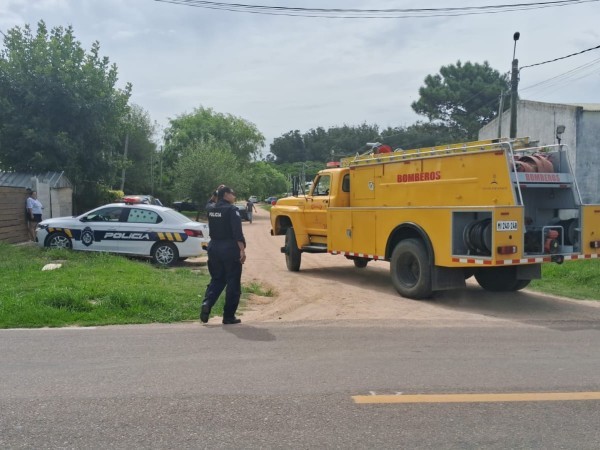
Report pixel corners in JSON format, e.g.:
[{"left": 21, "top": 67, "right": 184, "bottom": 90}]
[{"left": 1, "top": 0, "right": 599, "bottom": 153}]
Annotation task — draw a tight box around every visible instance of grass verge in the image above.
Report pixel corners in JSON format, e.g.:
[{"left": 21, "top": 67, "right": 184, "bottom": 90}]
[
  {"left": 0, "top": 243, "right": 271, "bottom": 328},
  {"left": 529, "top": 259, "right": 600, "bottom": 300}
]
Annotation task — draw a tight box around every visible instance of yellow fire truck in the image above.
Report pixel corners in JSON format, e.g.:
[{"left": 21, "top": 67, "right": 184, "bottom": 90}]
[{"left": 270, "top": 137, "right": 600, "bottom": 299}]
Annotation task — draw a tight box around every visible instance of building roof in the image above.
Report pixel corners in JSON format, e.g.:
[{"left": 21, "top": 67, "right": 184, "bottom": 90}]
[
  {"left": 520, "top": 99, "right": 600, "bottom": 112},
  {"left": 0, "top": 171, "right": 72, "bottom": 189},
  {"left": 563, "top": 103, "right": 600, "bottom": 112}
]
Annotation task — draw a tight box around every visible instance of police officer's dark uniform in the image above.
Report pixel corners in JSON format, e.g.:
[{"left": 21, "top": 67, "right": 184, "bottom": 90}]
[{"left": 200, "top": 186, "right": 246, "bottom": 324}]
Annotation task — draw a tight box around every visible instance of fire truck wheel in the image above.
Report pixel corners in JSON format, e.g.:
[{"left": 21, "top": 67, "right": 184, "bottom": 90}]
[
  {"left": 390, "top": 238, "right": 432, "bottom": 299},
  {"left": 353, "top": 258, "right": 369, "bottom": 268},
  {"left": 474, "top": 267, "right": 529, "bottom": 291},
  {"left": 285, "top": 228, "right": 301, "bottom": 272}
]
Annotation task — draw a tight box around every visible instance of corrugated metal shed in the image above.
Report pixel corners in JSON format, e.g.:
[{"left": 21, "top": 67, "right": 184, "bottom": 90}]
[{"left": 0, "top": 171, "right": 72, "bottom": 189}]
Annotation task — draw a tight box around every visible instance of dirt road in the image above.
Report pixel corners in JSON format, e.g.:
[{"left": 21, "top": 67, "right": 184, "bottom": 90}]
[{"left": 238, "top": 208, "right": 600, "bottom": 324}]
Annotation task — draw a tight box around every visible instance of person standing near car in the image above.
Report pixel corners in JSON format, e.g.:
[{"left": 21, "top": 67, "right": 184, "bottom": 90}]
[
  {"left": 26, "top": 190, "right": 43, "bottom": 241},
  {"left": 200, "top": 186, "right": 246, "bottom": 325},
  {"left": 245, "top": 199, "right": 257, "bottom": 224}
]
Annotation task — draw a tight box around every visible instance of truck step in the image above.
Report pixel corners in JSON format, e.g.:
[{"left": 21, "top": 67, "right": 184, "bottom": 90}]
[{"left": 301, "top": 244, "right": 328, "bottom": 253}]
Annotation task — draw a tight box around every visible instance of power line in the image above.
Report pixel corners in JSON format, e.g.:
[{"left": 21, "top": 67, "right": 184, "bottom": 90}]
[
  {"left": 154, "top": 0, "right": 600, "bottom": 19},
  {"left": 521, "top": 43, "right": 600, "bottom": 69},
  {"left": 520, "top": 56, "right": 600, "bottom": 94}
]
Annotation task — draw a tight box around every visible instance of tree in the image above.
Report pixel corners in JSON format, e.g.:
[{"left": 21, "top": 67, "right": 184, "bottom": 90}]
[
  {"left": 411, "top": 61, "right": 509, "bottom": 140},
  {"left": 172, "top": 137, "right": 244, "bottom": 209},
  {"left": 269, "top": 124, "right": 380, "bottom": 163},
  {"left": 275, "top": 161, "right": 324, "bottom": 189},
  {"left": 244, "top": 162, "right": 288, "bottom": 199},
  {"left": 163, "top": 106, "right": 265, "bottom": 170},
  {"left": 380, "top": 122, "right": 460, "bottom": 150},
  {"left": 119, "top": 105, "right": 158, "bottom": 195},
  {"left": 269, "top": 130, "right": 305, "bottom": 164},
  {"left": 0, "top": 21, "right": 131, "bottom": 211}
]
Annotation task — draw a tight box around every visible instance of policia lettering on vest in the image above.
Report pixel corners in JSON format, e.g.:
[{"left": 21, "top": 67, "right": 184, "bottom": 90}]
[{"left": 200, "top": 186, "right": 247, "bottom": 325}]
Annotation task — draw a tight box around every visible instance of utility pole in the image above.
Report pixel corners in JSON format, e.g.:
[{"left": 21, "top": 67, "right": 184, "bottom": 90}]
[
  {"left": 150, "top": 148, "right": 154, "bottom": 195},
  {"left": 159, "top": 145, "right": 163, "bottom": 190},
  {"left": 497, "top": 90, "right": 505, "bottom": 138},
  {"left": 119, "top": 114, "right": 131, "bottom": 192},
  {"left": 509, "top": 32, "right": 520, "bottom": 139}
]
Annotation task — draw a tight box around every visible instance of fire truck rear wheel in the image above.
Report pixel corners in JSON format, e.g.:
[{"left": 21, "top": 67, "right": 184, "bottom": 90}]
[
  {"left": 285, "top": 228, "right": 301, "bottom": 272},
  {"left": 390, "top": 238, "right": 432, "bottom": 299},
  {"left": 474, "top": 267, "right": 530, "bottom": 291}
]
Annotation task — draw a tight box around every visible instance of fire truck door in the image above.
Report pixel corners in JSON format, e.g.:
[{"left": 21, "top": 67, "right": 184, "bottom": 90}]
[{"left": 305, "top": 174, "right": 330, "bottom": 236}]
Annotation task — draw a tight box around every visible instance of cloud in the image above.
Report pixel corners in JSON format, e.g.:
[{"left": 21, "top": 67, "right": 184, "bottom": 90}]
[{"left": 2, "top": 0, "right": 600, "bottom": 151}]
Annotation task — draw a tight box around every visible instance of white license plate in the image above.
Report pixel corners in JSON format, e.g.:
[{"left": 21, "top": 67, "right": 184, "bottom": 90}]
[{"left": 496, "top": 220, "right": 518, "bottom": 231}]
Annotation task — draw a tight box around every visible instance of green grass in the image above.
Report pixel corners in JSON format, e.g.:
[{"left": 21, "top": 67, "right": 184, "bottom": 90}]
[
  {"left": 0, "top": 243, "right": 272, "bottom": 328},
  {"left": 529, "top": 259, "right": 600, "bottom": 300}
]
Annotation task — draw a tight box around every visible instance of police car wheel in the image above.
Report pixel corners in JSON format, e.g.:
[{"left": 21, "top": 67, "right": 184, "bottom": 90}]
[
  {"left": 46, "top": 232, "right": 72, "bottom": 249},
  {"left": 152, "top": 242, "right": 179, "bottom": 267}
]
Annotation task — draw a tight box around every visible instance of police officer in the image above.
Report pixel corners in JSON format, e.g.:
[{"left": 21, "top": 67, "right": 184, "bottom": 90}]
[{"left": 200, "top": 186, "right": 246, "bottom": 325}]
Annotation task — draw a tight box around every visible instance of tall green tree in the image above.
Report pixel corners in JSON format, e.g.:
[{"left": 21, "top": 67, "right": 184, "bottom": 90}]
[
  {"left": 163, "top": 106, "right": 265, "bottom": 170},
  {"left": 0, "top": 21, "right": 131, "bottom": 210},
  {"left": 411, "top": 61, "right": 509, "bottom": 140},
  {"left": 163, "top": 107, "right": 265, "bottom": 203},
  {"left": 269, "top": 124, "right": 380, "bottom": 163},
  {"left": 172, "top": 137, "right": 243, "bottom": 209},
  {"left": 380, "top": 122, "right": 460, "bottom": 150},
  {"left": 269, "top": 130, "right": 305, "bottom": 164},
  {"left": 244, "top": 162, "right": 288, "bottom": 199},
  {"left": 119, "top": 105, "right": 158, "bottom": 195}
]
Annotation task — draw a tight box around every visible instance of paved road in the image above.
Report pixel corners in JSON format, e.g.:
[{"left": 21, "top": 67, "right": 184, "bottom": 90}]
[{"left": 2, "top": 318, "right": 600, "bottom": 449}]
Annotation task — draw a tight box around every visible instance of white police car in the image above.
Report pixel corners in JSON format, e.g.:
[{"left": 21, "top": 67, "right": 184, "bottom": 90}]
[{"left": 35, "top": 203, "right": 210, "bottom": 266}]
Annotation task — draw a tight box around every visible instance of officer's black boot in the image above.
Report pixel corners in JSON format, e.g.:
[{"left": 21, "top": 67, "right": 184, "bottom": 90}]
[
  {"left": 200, "top": 304, "right": 211, "bottom": 323},
  {"left": 222, "top": 316, "right": 241, "bottom": 325}
]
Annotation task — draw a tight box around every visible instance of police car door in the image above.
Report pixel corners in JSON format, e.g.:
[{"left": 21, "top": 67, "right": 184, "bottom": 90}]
[
  {"left": 116, "top": 207, "right": 161, "bottom": 255},
  {"left": 78, "top": 206, "right": 126, "bottom": 252}
]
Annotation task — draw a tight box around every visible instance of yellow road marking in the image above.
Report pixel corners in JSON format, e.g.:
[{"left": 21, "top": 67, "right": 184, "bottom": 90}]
[{"left": 352, "top": 392, "right": 600, "bottom": 404}]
